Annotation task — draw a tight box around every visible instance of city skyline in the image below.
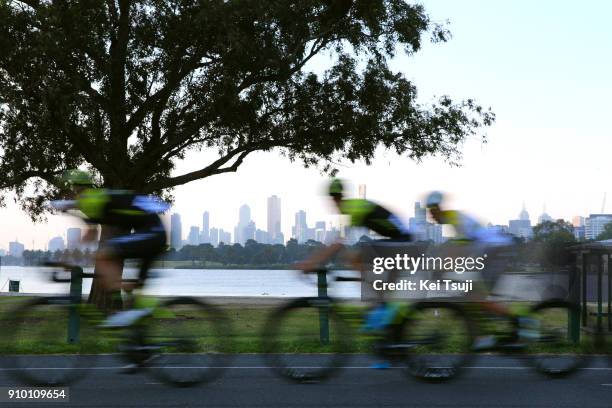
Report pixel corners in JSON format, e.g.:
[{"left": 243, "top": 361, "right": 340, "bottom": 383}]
[{"left": 4, "top": 198, "right": 611, "bottom": 255}]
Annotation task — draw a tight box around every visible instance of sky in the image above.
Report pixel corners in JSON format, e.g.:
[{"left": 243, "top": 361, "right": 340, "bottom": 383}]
[{"left": 1, "top": 0, "right": 611, "bottom": 250}]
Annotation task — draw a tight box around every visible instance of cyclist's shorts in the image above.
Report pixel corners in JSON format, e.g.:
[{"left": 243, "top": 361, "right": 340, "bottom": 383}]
[{"left": 103, "top": 227, "right": 166, "bottom": 260}]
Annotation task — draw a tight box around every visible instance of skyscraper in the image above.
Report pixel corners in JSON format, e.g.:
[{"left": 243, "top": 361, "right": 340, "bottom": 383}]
[
  {"left": 48, "top": 236, "right": 65, "bottom": 252},
  {"left": 67, "top": 228, "right": 82, "bottom": 250},
  {"left": 239, "top": 205, "right": 250, "bottom": 225},
  {"left": 234, "top": 204, "right": 252, "bottom": 245},
  {"left": 292, "top": 210, "right": 308, "bottom": 243},
  {"left": 188, "top": 226, "right": 200, "bottom": 246},
  {"left": 209, "top": 227, "right": 219, "bottom": 247},
  {"left": 9, "top": 241, "right": 25, "bottom": 257},
  {"left": 267, "top": 195, "right": 282, "bottom": 244},
  {"left": 219, "top": 229, "right": 231, "bottom": 245},
  {"left": 201, "top": 211, "right": 210, "bottom": 243},
  {"left": 170, "top": 213, "right": 182, "bottom": 249},
  {"left": 508, "top": 204, "right": 532, "bottom": 239}
]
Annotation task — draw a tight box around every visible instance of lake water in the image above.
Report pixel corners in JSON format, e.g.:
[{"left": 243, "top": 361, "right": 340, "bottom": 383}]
[{"left": 0, "top": 266, "right": 361, "bottom": 298}]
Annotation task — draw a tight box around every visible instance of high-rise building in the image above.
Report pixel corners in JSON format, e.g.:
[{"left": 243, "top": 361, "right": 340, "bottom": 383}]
[
  {"left": 234, "top": 204, "right": 252, "bottom": 245},
  {"left": 572, "top": 216, "right": 586, "bottom": 241},
  {"left": 292, "top": 210, "right": 308, "bottom": 243},
  {"left": 255, "top": 229, "right": 269, "bottom": 244},
  {"left": 239, "top": 205, "right": 250, "bottom": 225},
  {"left": 66, "top": 228, "right": 82, "bottom": 250},
  {"left": 538, "top": 205, "right": 553, "bottom": 224},
  {"left": 585, "top": 214, "right": 612, "bottom": 240},
  {"left": 219, "top": 229, "right": 231, "bottom": 245},
  {"left": 170, "top": 213, "right": 182, "bottom": 249},
  {"left": 572, "top": 216, "right": 585, "bottom": 227},
  {"left": 201, "top": 211, "right": 210, "bottom": 243},
  {"left": 9, "top": 241, "right": 25, "bottom": 257},
  {"left": 243, "top": 221, "right": 256, "bottom": 243},
  {"left": 314, "top": 221, "right": 326, "bottom": 243},
  {"left": 267, "top": 195, "right": 282, "bottom": 244},
  {"left": 508, "top": 204, "right": 532, "bottom": 239},
  {"left": 209, "top": 227, "right": 219, "bottom": 247},
  {"left": 188, "top": 226, "right": 200, "bottom": 246},
  {"left": 48, "top": 236, "right": 65, "bottom": 252},
  {"left": 408, "top": 202, "right": 444, "bottom": 243}
]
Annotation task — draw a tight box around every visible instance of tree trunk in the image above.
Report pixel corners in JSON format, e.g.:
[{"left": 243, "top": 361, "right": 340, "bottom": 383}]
[{"left": 87, "top": 225, "right": 124, "bottom": 313}]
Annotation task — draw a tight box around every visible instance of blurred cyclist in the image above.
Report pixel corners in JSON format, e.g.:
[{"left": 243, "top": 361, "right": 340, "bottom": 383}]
[
  {"left": 297, "top": 179, "right": 412, "bottom": 366},
  {"left": 297, "top": 178, "right": 412, "bottom": 273},
  {"left": 425, "top": 191, "right": 532, "bottom": 348},
  {"left": 58, "top": 169, "right": 168, "bottom": 309}
]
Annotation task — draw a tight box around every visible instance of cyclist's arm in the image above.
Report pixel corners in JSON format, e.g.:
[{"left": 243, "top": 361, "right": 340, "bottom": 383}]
[{"left": 82, "top": 225, "right": 99, "bottom": 242}]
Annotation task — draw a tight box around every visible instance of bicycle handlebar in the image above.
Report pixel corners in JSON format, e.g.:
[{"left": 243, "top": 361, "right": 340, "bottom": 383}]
[
  {"left": 43, "top": 262, "right": 140, "bottom": 284},
  {"left": 335, "top": 276, "right": 362, "bottom": 282}
]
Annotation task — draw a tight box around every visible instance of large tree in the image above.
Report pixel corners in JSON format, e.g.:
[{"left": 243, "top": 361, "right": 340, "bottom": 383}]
[{"left": 0, "top": 0, "right": 494, "bottom": 306}]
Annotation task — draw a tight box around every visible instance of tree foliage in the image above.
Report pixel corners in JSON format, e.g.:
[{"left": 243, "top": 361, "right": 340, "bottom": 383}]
[
  {"left": 1, "top": 0, "right": 494, "bottom": 219},
  {"left": 532, "top": 220, "right": 576, "bottom": 268},
  {"left": 596, "top": 222, "right": 612, "bottom": 241}
]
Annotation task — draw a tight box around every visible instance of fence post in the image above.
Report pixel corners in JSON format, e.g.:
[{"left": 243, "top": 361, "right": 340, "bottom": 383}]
[
  {"left": 67, "top": 266, "right": 83, "bottom": 344},
  {"left": 568, "top": 251, "right": 580, "bottom": 343},
  {"left": 317, "top": 269, "right": 329, "bottom": 345}
]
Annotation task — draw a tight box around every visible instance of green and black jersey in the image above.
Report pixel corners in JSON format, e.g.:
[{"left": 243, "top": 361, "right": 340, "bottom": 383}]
[
  {"left": 338, "top": 199, "right": 411, "bottom": 240},
  {"left": 76, "top": 189, "right": 164, "bottom": 229}
]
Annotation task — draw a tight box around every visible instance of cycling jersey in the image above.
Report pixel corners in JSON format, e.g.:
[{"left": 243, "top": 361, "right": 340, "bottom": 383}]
[
  {"left": 439, "top": 210, "right": 512, "bottom": 245},
  {"left": 75, "top": 188, "right": 169, "bottom": 281},
  {"left": 339, "top": 199, "right": 411, "bottom": 240},
  {"left": 76, "top": 189, "right": 167, "bottom": 229}
]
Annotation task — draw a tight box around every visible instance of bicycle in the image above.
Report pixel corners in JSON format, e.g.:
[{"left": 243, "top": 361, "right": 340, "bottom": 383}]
[
  {"left": 260, "top": 268, "right": 474, "bottom": 383},
  {"left": 403, "top": 289, "right": 589, "bottom": 382},
  {"left": 5, "top": 262, "right": 232, "bottom": 387},
  {"left": 403, "top": 239, "right": 590, "bottom": 382}
]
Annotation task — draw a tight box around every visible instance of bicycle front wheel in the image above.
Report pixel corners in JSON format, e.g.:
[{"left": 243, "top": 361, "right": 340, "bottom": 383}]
[
  {"left": 526, "top": 300, "right": 588, "bottom": 377},
  {"left": 261, "top": 297, "right": 351, "bottom": 383},
  {"left": 6, "top": 297, "right": 100, "bottom": 386},
  {"left": 134, "top": 297, "right": 232, "bottom": 387},
  {"left": 402, "top": 302, "right": 475, "bottom": 382}
]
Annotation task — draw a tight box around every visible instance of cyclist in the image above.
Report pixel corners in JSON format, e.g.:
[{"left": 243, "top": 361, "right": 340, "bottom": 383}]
[
  {"left": 425, "top": 191, "right": 533, "bottom": 348},
  {"left": 57, "top": 170, "right": 168, "bottom": 314},
  {"left": 297, "top": 179, "right": 413, "bottom": 365},
  {"left": 297, "top": 178, "right": 411, "bottom": 272}
]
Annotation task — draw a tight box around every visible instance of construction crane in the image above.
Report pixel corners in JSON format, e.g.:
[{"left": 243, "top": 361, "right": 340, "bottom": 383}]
[{"left": 602, "top": 192, "right": 607, "bottom": 214}]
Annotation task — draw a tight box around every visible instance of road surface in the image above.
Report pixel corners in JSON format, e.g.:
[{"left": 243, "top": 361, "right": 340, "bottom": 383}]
[{"left": 0, "top": 355, "right": 611, "bottom": 407}]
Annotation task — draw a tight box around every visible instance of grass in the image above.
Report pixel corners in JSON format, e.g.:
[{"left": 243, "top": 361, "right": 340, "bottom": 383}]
[{"left": 0, "top": 296, "right": 599, "bottom": 355}]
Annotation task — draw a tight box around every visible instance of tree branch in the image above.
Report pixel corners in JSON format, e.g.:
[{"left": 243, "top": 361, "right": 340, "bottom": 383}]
[{"left": 143, "top": 146, "right": 254, "bottom": 192}]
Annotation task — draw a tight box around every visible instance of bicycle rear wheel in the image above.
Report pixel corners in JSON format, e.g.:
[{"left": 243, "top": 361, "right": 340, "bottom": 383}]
[
  {"left": 6, "top": 297, "right": 99, "bottom": 385},
  {"left": 261, "top": 297, "right": 351, "bottom": 383},
  {"left": 135, "top": 297, "right": 232, "bottom": 387},
  {"left": 526, "top": 300, "right": 588, "bottom": 377},
  {"left": 402, "top": 302, "right": 475, "bottom": 382}
]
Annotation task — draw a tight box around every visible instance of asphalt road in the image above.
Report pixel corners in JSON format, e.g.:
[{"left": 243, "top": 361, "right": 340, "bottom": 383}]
[{"left": 1, "top": 355, "right": 611, "bottom": 408}]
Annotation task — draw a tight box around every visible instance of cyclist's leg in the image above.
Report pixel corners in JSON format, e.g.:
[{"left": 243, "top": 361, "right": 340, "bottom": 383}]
[{"left": 95, "top": 246, "right": 124, "bottom": 292}]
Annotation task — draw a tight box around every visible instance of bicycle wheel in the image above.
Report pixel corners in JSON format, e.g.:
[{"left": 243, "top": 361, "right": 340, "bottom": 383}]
[
  {"left": 6, "top": 297, "right": 99, "bottom": 385},
  {"left": 526, "top": 299, "right": 588, "bottom": 377},
  {"left": 134, "top": 297, "right": 232, "bottom": 387},
  {"left": 261, "top": 297, "right": 351, "bottom": 383},
  {"left": 402, "top": 302, "right": 475, "bottom": 382}
]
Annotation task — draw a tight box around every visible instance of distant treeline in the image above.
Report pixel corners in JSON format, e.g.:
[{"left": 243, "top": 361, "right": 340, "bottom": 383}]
[
  {"left": 1, "top": 248, "right": 97, "bottom": 266},
  {"left": 165, "top": 239, "right": 327, "bottom": 267},
  {"left": 0, "top": 238, "right": 329, "bottom": 268}
]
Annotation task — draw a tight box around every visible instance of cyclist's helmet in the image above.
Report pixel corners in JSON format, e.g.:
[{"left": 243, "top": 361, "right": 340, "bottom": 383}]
[
  {"left": 426, "top": 191, "right": 443, "bottom": 208},
  {"left": 62, "top": 169, "right": 94, "bottom": 186},
  {"left": 328, "top": 178, "right": 344, "bottom": 197}
]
